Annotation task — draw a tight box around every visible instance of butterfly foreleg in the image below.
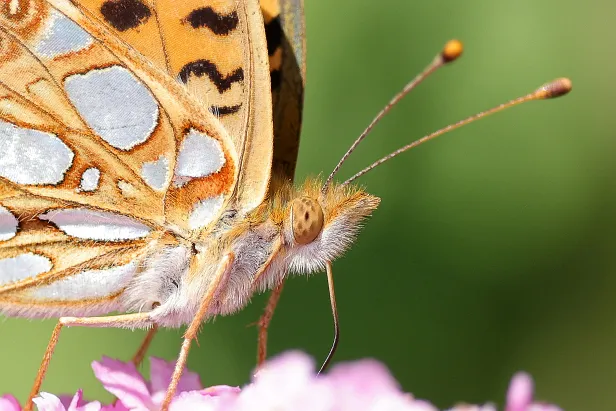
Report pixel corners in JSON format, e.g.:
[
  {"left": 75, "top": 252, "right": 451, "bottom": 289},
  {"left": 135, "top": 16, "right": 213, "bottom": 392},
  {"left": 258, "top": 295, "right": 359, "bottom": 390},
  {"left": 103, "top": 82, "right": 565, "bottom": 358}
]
[
  {"left": 256, "top": 279, "right": 285, "bottom": 367},
  {"left": 160, "top": 252, "right": 235, "bottom": 411},
  {"left": 25, "top": 312, "right": 154, "bottom": 411}
]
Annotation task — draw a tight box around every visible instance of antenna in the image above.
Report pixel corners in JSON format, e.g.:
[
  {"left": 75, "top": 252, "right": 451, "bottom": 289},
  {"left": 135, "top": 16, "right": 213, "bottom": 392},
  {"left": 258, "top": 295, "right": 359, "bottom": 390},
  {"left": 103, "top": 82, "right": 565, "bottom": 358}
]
[
  {"left": 321, "top": 39, "right": 464, "bottom": 193},
  {"left": 341, "top": 77, "right": 572, "bottom": 186}
]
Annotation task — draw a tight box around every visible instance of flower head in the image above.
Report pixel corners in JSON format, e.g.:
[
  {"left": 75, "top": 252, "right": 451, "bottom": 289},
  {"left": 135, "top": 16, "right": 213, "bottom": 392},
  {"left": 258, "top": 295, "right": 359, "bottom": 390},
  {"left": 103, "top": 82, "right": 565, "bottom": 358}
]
[
  {"left": 0, "top": 352, "right": 564, "bottom": 411},
  {"left": 235, "top": 351, "right": 434, "bottom": 411}
]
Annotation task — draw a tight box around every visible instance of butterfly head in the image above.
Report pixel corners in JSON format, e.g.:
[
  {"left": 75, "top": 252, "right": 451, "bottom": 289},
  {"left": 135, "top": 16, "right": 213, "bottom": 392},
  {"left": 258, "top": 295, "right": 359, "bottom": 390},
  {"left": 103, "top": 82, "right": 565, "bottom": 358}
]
[{"left": 280, "top": 179, "right": 380, "bottom": 274}]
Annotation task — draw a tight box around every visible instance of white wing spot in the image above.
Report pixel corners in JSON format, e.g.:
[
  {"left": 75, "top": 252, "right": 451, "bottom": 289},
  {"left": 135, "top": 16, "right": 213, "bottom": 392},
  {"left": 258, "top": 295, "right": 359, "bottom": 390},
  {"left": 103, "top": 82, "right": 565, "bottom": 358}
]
[
  {"left": 0, "top": 253, "right": 52, "bottom": 286},
  {"left": 9, "top": 0, "right": 18, "bottom": 15},
  {"left": 31, "top": 262, "right": 136, "bottom": 300},
  {"left": 141, "top": 156, "right": 169, "bottom": 191},
  {"left": 64, "top": 66, "right": 159, "bottom": 150},
  {"left": 0, "top": 120, "right": 74, "bottom": 185},
  {"left": 36, "top": 10, "right": 93, "bottom": 58},
  {"left": 78, "top": 167, "right": 100, "bottom": 192},
  {"left": 0, "top": 205, "right": 18, "bottom": 241},
  {"left": 188, "top": 195, "right": 224, "bottom": 230},
  {"left": 175, "top": 129, "right": 225, "bottom": 178},
  {"left": 38, "top": 209, "right": 151, "bottom": 241},
  {"left": 117, "top": 180, "right": 139, "bottom": 198}
]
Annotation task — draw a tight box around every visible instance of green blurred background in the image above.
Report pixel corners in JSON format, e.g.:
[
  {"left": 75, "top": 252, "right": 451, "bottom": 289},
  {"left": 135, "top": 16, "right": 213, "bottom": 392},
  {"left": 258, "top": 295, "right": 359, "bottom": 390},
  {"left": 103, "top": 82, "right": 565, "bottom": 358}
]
[{"left": 1, "top": 0, "right": 614, "bottom": 409}]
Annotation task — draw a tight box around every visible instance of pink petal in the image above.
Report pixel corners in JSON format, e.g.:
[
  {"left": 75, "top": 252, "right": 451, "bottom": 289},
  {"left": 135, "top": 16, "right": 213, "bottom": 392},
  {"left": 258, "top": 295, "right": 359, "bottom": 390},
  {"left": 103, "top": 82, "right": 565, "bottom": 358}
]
[
  {"left": 252, "top": 350, "right": 316, "bottom": 386},
  {"left": 32, "top": 393, "right": 65, "bottom": 411},
  {"left": 92, "top": 357, "right": 152, "bottom": 410},
  {"left": 76, "top": 404, "right": 102, "bottom": 411},
  {"left": 0, "top": 395, "right": 21, "bottom": 411},
  {"left": 169, "top": 391, "right": 229, "bottom": 411},
  {"left": 201, "top": 386, "right": 241, "bottom": 397},
  {"left": 237, "top": 352, "right": 333, "bottom": 411},
  {"left": 324, "top": 358, "right": 426, "bottom": 411},
  {"left": 506, "top": 372, "right": 534, "bottom": 411},
  {"left": 66, "top": 390, "right": 101, "bottom": 411},
  {"left": 448, "top": 405, "right": 497, "bottom": 411},
  {"left": 528, "top": 404, "right": 563, "bottom": 411},
  {"left": 365, "top": 395, "right": 438, "bottom": 411},
  {"left": 66, "top": 390, "right": 84, "bottom": 410},
  {"left": 149, "top": 357, "right": 202, "bottom": 394},
  {"left": 326, "top": 358, "right": 402, "bottom": 396},
  {"left": 58, "top": 395, "right": 75, "bottom": 409},
  {"left": 100, "top": 404, "right": 129, "bottom": 411}
]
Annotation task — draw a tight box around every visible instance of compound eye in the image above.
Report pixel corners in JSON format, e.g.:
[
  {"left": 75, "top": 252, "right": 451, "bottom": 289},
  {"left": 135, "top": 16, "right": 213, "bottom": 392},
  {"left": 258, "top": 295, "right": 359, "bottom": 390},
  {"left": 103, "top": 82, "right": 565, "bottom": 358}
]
[{"left": 291, "top": 197, "right": 324, "bottom": 245}]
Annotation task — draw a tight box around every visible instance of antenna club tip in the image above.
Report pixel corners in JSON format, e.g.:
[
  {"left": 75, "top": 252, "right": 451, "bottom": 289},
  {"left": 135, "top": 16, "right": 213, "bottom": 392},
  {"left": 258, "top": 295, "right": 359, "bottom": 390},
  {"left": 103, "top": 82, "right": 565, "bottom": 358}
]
[
  {"left": 442, "top": 39, "right": 463, "bottom": 63},
  {"left": 535, "top": 77, "right": 573, "bottom": 99}
]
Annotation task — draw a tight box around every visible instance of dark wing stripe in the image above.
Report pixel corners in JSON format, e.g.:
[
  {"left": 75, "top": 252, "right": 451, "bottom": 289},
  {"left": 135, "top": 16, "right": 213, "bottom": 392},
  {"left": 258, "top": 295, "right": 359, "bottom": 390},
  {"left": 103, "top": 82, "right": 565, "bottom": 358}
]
[
  {"left": 178, "top": 59, "right": 244, "bottom": 93},
  {"left": 183, "top": 7, "right": 239, "bottom": 35},
  {"left": 100, "top": 0, "right": 152, "bottom": 32},
  {"left": 209, "top": 104, "right": 242, "bottom": 116}
]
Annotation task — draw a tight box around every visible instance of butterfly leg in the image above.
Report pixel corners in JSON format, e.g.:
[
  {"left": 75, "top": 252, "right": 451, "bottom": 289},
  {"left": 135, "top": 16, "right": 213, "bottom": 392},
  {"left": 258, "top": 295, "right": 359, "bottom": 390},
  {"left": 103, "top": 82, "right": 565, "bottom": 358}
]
[
  {"left": 160, "top": 252, "right": 235, "bottom": 411},
  {"left": 132, "top": 324, "right": 159, "bottom": 367},
  {"left": 256, "top": 279, "right": 285, "bottom": 367},
  {"left": 25, "top": 312, "right": 153, "bottom": 411}
]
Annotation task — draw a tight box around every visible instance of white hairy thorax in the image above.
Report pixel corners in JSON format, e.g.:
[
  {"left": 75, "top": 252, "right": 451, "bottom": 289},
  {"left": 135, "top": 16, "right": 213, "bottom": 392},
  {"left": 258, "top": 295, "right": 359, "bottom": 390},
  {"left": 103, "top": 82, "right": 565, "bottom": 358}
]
[{"left": 118, "top": 185, "right": 380, "bottom": 328}]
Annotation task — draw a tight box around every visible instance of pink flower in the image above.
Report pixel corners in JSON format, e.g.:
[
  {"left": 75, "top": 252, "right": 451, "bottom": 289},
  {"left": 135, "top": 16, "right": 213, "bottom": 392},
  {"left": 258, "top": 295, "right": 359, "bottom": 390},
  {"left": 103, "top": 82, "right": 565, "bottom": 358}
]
[
  {"left": 505, "top": 372, "right": 562, "bottom": 411},
  {"left": 0, "top": 352, "right": 564, "bottom": 411},
  {"left": 234, "top": 351, "right": 436, "bottom": 411},
  {"left": 90, "top": 356, "right": 239, "bottom": 410}
]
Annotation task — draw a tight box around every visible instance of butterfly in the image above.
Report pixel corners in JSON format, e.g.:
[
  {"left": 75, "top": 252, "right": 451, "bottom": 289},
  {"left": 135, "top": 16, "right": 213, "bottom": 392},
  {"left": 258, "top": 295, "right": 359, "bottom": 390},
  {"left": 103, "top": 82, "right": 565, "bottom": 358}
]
[{"left": 0, "top": 0, "right": 571, "bottom": 410}]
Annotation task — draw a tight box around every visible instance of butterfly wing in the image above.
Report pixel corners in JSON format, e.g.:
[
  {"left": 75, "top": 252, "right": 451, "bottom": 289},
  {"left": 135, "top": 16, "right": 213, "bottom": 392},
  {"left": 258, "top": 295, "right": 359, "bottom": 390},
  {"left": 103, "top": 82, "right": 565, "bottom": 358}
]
[
  {"left": 262, "top": 0, "right": 306, "bottom": 183},
  {"left": 69, "top": 0, "right": 274, "bottom": 214},
  {"left": 0, "top": 0, "right": 271, "bottom": 314},
  {"left": 254, "top": 0, "right": 305, "bottom": 362}
]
